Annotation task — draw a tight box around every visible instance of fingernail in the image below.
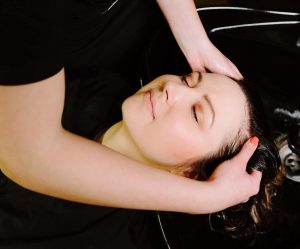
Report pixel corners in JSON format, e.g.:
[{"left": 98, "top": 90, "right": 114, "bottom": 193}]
[{"left": 249, "top": 136, "right": 259, "bottom": 146}]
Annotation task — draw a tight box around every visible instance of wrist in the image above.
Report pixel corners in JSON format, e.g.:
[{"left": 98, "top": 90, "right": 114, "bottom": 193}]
[
  {"left": 186, "top": 180, "right": 226, "bottom": 214},
  {"left": 184, "top": 37, "right": 212, "bottom": 71}
]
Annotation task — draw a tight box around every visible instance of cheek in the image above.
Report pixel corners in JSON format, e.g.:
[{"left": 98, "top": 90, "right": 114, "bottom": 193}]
[
  {"left": 142, "top": 114, "right": 203, "bottom": 164},
  {"left": 123, "top": 102, "right": 206, "bottom": 165},
  {"left": 168, "top": 121, "right": 202, "bottom": 158}
]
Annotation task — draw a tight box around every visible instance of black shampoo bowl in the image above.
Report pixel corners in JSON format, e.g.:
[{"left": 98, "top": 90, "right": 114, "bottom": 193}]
[{"left": 142, "top": 7, "right": 300, "bottom": 249}]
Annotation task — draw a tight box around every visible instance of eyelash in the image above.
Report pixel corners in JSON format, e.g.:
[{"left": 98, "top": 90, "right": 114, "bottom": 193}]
[{"left": 182, "top": 75, "right": 199, "bottom": 123}]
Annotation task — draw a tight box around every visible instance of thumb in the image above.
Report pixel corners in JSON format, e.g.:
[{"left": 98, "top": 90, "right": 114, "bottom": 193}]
[
  {"left": 231, "top": 137, "right": 259, "bottom": 170},
  {"left": 190, "top": 62, "right": 206, "bottom": 73}
]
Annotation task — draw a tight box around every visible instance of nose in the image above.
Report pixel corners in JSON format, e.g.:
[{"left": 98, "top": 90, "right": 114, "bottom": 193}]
[{"left": 163, "top": 80, "right": 189, "bottom": 105}]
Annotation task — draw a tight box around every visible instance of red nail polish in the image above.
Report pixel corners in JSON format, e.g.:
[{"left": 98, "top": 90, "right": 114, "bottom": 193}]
[{"left": 249, "top": 136, "right": 259, "bottom": 146}]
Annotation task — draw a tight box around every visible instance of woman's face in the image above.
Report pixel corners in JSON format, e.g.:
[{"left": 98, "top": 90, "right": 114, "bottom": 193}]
[{"left": 122, "top": 72, "right": 248, "bottom": 166}]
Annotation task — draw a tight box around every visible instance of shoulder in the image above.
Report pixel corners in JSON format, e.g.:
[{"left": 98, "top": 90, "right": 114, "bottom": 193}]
[{"left": 0, "top": 0, "right": 63, "bottom": 85}]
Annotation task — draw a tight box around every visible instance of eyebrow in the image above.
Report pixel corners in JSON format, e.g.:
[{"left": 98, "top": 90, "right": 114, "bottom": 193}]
[{"left": 203, "top": 95, "right": 215, "bottom": 128}]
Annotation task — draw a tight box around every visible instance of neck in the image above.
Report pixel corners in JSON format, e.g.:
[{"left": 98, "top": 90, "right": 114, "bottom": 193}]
[
  {"left": 98, "top": 122, "right": 174, "bottom": 172},
  {"left": 99, "top": 121, "right": 153, "bottom": 166}
]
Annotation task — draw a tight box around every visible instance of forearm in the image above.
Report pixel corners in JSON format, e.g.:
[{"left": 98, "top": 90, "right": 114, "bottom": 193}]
[
  {"left": 1, "top": 128, "right": 220, "bottom": 214},
  {"left": 156, "top": 0, "right": 208, "bottom": 61}
]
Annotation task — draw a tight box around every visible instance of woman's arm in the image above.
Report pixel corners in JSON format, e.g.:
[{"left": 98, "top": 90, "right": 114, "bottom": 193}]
[
  {"left": 156, "top": 0, "right": 243, "bottom": 80},
  {"left": 0, "top": 69, "right": 259, "bottom": 214}
]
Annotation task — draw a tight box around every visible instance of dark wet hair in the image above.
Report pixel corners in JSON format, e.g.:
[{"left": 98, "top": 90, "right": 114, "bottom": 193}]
[{"left": 185, "top": 79, "right": 283, "bottom": 245}]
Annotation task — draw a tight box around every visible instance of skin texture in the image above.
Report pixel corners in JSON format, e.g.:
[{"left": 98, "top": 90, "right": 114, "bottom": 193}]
[{"left": 101, "top": 72, "right": 248, "bottom": 172}]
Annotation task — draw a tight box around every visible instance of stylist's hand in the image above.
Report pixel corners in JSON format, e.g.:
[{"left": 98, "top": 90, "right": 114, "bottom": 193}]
[
  {"left": 186, "top": 38, "right": 243, "bottom": 80},
  {"left": 208, "top": 137, "right": 262, "bottom": 211},
  {"left": 156, "top": 0, "right": 243, "bottom": 81}
]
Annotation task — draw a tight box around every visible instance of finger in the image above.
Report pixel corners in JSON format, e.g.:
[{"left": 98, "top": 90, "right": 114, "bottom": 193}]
[
  {"left": 218, "top": 58, "right": 243, "bottom": 80},
  {"left": 214, "top": 59, "right": 236, "bottom": 78},
  {"left": 205, "top": 59, "right": 227, "bottom": 75},
  {"left": 242, "top": 198, "right": 249, "bottom": 203},
  {"left": 209, "top": 58, "right": 240, "bottom": 80},
  {"left": 249, "top": 168, "right": 262, "bottom": 181},
  {"left": 188, "top": 58, "right": 206, "bottom": 72},
  {"left": 191, "top": 64, "right": 206, "bottom": 73},
  {"left": 249, "top": 169, "right": 262, "bottom": 194},
  {"left": 231, "top": 137, "right": 259, "bottom": 169},
  {"left": 213, "top": 57, "right": 243, "bottom": 81},
  {"left": 227, "top": 59, "right": 244, "bottom": 80}
]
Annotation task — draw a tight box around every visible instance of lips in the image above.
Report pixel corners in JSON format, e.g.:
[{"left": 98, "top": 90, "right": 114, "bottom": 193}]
[{"left": 145, "top": 90, "right": 155, "bottom": 119}]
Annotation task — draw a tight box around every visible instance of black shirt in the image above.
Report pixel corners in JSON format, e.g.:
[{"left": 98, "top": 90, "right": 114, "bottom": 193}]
[
  {"left": 0, "top": 0, "right": 164, "bottom": 85},
  {"left": 0, "top": 0, "right": 166, "bottom": 247}
]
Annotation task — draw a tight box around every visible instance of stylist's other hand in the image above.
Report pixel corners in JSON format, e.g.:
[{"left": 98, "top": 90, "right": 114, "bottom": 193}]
[
  {"left": 187, "top": 38, "right": 243, "bottom": 81},
  {"left": 208, "top": 137, "right": 262, "bottom": 210}
]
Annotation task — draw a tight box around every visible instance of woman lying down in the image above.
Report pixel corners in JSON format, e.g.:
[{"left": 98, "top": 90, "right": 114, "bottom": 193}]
[{"left": 97, "top": 71, "right": 282, "bottom": 241}]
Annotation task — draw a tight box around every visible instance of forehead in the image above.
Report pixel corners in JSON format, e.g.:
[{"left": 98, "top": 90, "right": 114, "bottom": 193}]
[
  {"left": 202, "top": 73, "right": 248, "bottom": 144},
  {"left": 201, "top": 73, "right": 242, "bottom": 93},
  {"left": 202, "top": 73, "right": 246, "bottom": 108}
]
